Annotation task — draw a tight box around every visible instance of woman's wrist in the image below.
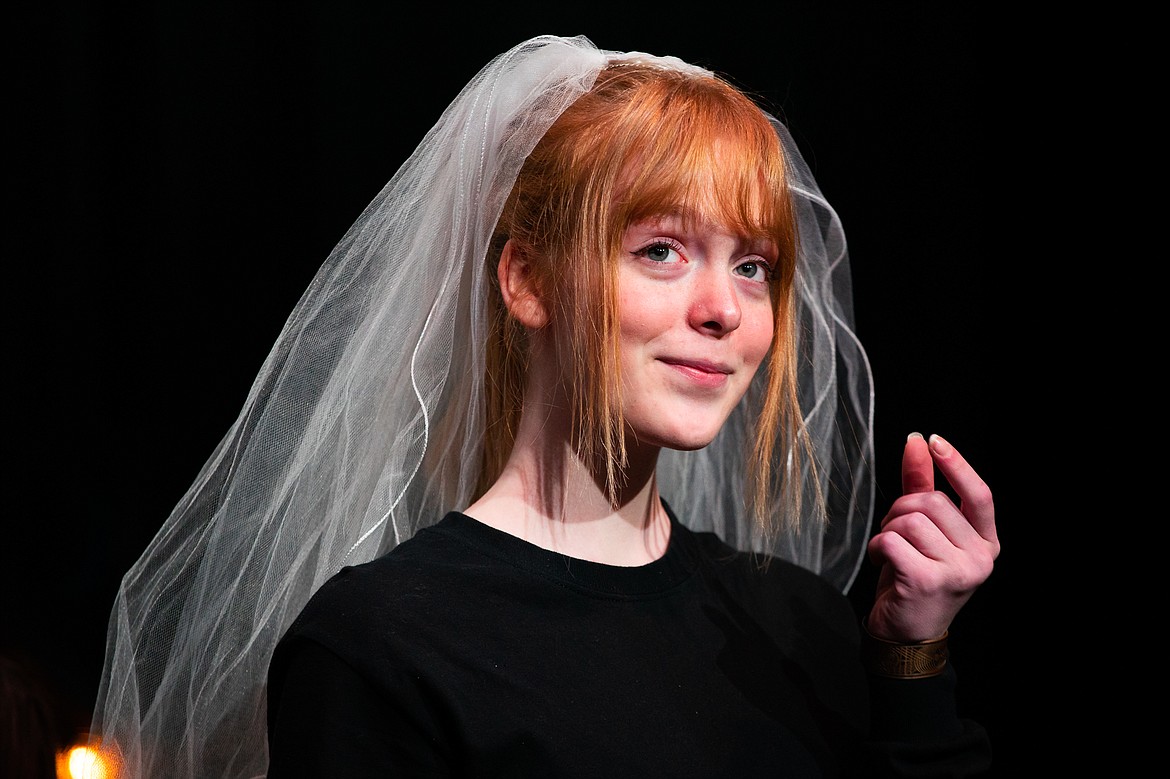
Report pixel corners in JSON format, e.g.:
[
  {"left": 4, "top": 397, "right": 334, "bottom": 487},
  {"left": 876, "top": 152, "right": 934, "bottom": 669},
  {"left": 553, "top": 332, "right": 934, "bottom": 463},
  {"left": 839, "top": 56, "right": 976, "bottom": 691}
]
[{"left": 861, "top": 620, "right": 949, "bottom": 679}]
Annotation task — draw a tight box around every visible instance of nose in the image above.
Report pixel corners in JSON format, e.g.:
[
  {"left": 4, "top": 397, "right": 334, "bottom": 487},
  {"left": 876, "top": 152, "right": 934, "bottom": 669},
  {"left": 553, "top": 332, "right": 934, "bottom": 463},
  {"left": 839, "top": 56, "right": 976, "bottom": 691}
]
[{"left": 688, "top": 265, "right": 741, "bottom": 335}]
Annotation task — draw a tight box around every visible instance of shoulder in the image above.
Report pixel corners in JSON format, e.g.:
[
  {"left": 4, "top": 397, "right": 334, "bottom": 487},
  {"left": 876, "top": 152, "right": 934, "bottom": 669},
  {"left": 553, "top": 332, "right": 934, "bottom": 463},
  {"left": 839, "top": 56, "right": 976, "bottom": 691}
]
[
  {"left": 686, "top": 525, "right": 839, "bottom": 592},
  {"left": 673, "top": 522, "right": 865, "bottom": 703},
  {"left": 682, "top": 524, "right": 858, "bottom": 636},
  {"left": 275, "top": 514, "right": 487, "bottom": 650},
  {"left": 663, "top": 500, "right": 848, "bottom": 609}
]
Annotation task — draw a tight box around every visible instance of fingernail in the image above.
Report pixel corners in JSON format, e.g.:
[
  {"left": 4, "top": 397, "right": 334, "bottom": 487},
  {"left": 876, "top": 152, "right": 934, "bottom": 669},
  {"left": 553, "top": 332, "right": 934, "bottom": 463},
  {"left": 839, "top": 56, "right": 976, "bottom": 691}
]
[
  {"left": 907, "top": 432, "right": 924, "bottom": 442},
  {"left": 928, "top": 434, "right": 951, "bottom": 456}
]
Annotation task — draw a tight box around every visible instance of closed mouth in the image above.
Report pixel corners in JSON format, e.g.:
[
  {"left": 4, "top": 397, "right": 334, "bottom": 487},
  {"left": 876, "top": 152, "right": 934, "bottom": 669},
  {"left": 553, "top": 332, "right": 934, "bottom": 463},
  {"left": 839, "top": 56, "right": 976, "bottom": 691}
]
[{"left": 660, "top": 358, "right": 732, "bottom": 375}]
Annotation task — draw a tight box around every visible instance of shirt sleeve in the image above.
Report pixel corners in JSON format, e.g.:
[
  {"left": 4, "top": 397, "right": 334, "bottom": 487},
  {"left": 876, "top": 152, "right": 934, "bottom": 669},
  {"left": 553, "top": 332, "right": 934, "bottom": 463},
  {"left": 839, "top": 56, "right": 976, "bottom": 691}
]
[
  {"left": 266, "top": 636, "right": 450, "bottom": 778},
  {"left": 860, "top": 663, "right": 993, "bottom": 777}
]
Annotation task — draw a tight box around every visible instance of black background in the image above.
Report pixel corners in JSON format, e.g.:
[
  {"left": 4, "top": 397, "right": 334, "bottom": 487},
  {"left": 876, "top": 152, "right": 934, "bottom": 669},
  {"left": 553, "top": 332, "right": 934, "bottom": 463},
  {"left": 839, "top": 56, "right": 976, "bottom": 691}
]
[{"left": 10, "top": 2, "right": 1020, "bottom": 766}]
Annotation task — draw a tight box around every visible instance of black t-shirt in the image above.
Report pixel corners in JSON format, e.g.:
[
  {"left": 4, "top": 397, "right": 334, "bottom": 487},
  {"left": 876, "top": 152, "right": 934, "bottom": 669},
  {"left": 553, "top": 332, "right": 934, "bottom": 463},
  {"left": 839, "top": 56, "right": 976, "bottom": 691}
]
[{"left": 266, "top": 507, "right": 990, "bottom": 777}]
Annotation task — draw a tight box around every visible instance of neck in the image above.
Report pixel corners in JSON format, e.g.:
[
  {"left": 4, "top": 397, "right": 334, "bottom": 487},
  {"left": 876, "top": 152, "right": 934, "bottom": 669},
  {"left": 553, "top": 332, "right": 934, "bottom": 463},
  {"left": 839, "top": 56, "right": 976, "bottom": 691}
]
[{"left": 465, "top": 393, "right": 670, "bottom": 566}]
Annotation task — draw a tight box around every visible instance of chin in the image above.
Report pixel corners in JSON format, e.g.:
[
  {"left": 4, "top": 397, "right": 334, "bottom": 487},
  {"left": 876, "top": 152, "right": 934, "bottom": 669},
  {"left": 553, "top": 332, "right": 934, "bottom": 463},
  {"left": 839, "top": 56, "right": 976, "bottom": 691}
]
[
  {"left": 629, "top": 420, "right": 726, "bottom": 453},
  {"left": 622, "top": 396, "right": 740, "bottom": 453}
]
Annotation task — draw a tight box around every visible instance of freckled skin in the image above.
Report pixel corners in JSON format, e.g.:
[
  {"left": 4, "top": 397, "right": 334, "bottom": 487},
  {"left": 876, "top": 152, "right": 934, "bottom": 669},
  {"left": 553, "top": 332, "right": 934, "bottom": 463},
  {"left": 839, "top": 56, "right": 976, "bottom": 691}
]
[{"left": 617, "top": 214, "right": 775, "bottom": 453}]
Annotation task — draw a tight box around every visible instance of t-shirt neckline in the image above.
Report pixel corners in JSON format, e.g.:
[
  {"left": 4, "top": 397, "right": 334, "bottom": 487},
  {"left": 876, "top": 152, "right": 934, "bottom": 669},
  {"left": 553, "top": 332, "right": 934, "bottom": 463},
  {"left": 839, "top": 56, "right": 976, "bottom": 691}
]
[{"left": 426, "top": 503, "right": 699, "bottom": 599}]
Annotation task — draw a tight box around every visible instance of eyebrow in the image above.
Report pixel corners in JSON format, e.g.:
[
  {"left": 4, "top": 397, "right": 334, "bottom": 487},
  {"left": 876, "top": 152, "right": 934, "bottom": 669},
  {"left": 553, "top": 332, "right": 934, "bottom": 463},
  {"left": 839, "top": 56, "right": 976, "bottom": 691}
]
[{"left": 626, "top": 214, "right": 778, "bottom": 257}]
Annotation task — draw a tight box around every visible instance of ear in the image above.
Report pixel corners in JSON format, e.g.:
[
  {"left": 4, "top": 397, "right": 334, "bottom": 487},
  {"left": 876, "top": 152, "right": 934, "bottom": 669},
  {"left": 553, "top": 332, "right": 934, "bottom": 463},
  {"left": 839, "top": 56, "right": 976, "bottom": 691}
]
[{"left": 498, "top": 239, "right": 548, "bottom": 329}]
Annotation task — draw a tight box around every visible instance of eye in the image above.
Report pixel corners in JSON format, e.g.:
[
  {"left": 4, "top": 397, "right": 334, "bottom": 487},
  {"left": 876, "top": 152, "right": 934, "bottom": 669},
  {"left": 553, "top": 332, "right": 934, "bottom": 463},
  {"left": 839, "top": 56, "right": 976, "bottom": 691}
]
[
  {"left": 734, "top": 258, "right": 772, "bottom": 282},
  {"left": 634, "top": 239, "right": 685, "bottom": 264}
]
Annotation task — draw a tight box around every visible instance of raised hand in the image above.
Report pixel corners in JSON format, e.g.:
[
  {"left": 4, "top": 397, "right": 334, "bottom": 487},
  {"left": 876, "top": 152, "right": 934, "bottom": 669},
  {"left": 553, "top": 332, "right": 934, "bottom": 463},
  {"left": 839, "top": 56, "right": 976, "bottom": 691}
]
[{"left": 864, "top": 433, "right": 998, "bottom": 643}]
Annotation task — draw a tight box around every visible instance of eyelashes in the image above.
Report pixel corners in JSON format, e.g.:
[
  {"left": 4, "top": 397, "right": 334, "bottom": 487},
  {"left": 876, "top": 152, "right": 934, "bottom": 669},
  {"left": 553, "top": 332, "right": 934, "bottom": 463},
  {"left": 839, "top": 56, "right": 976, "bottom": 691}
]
[
  {"left": 633, "top": 239, "right": 685, "bottom": 264},
  {"left": 631, "top": 239, "right": 773, "bottom": 283},
  {"left": 734, "top": 261, "right": 773, "bottom": 283}
]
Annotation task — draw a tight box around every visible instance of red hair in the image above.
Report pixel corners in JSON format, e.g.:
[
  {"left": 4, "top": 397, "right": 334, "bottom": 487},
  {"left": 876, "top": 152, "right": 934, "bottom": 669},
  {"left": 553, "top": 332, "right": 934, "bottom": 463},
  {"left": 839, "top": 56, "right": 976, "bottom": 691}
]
[{"left": 483, "top": 62, "right": 811, "bottom": 531}]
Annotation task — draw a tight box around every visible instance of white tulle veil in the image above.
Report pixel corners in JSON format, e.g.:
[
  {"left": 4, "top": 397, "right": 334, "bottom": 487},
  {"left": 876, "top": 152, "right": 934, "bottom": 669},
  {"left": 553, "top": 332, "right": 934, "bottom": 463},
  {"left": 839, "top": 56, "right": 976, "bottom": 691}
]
[{"left": 90, "top": 34, "right": 874, "bottom": 778}]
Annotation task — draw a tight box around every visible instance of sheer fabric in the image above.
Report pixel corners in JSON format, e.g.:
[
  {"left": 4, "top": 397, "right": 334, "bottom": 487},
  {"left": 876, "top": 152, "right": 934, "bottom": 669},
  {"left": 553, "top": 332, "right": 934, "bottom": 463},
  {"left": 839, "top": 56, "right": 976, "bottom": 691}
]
[{"left": 90, "top": 35, "right": 874, "bottom": 779}]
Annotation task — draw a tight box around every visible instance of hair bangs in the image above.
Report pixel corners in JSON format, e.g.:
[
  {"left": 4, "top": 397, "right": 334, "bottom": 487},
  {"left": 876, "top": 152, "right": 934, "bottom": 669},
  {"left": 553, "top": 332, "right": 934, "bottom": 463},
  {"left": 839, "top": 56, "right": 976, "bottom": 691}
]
[{"left": 614, "top": 85, "right": 794, "bottom": 255}]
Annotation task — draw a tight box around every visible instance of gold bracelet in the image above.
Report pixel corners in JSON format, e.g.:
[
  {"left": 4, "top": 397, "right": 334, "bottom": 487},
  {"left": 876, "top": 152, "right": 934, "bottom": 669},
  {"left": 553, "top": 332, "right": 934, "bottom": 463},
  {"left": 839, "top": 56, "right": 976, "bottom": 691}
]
[{"left": 862, "top": 623, "right": 949, "bottom": 679}]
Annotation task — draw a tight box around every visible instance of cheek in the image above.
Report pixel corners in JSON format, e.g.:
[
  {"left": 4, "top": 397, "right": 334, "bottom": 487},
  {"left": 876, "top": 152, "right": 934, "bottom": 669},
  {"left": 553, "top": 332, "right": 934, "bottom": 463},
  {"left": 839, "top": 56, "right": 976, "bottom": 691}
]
[
  {"left": 617, "top": 287, "right": 673, "bottom": 340},
  {"left": 742, "top": 300, "right": 775, "bottom": 366}
]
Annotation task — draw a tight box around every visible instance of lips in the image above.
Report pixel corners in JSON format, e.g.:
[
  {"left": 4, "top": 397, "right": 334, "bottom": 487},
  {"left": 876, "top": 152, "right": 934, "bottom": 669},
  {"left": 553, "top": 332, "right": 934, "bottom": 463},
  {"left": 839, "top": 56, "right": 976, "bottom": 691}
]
[
  {"left": 661, "top": 358, "right": 731, "bottom": 374},
  {"left": 659, "top": 358, "right": 733, "bottom": 388}
]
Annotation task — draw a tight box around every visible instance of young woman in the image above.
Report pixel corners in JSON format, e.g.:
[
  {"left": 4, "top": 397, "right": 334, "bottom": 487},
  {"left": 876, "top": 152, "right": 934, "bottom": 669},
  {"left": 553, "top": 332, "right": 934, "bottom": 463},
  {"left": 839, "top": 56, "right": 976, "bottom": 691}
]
[{"left": 92, "top": 36, "right": 997, "bottom": 777}]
